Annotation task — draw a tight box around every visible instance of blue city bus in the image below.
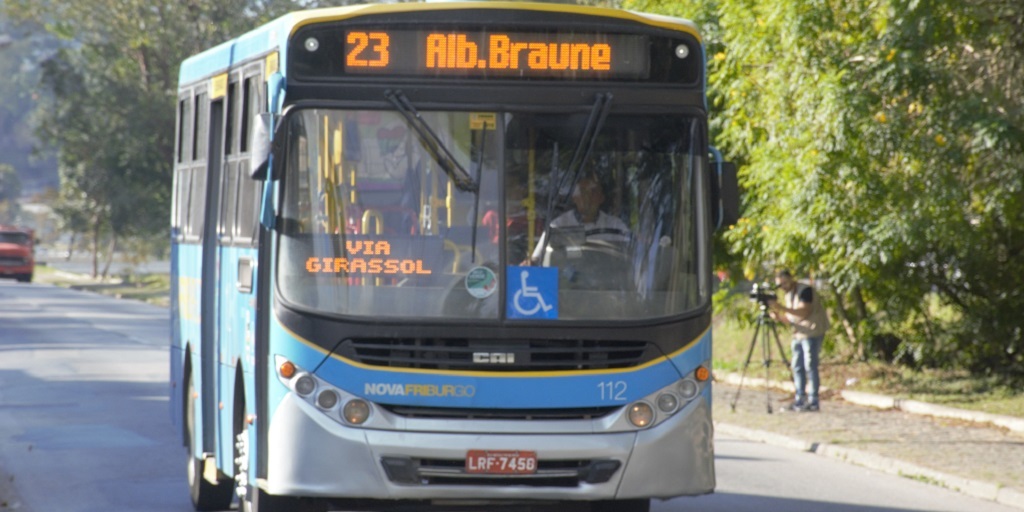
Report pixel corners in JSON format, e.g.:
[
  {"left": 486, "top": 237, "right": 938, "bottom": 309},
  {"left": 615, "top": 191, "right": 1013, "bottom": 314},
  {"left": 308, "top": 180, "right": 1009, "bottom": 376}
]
[{"left": 170, "top": 3, "right": 736, "bottom": 511}]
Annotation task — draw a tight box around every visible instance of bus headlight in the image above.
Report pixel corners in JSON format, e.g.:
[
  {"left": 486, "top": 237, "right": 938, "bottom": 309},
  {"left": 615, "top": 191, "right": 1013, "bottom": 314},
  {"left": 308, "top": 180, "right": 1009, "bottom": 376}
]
[
  {"left": 316, "top": 389, "right": 339, "bottom": 410},
  {"left": 343, "top": 399, "right": 371, "bottom": 425},
  {"left": 657, "top": 393, "right": 679, "bottom": 413},
  {"left": 294, "top": 374, "right": 316, "bottom": 396},
  {"left": 274, "top": 356, "right": 379, "bottom": 429},
  {"left": 627, "top": 402, "right": 654, "bottom": 428},
  {"left": 612, "top": 364, "right": 710, "bottom": 431},
  {"left": 678, "top": 379, "right": 698, "bottom": 400}
]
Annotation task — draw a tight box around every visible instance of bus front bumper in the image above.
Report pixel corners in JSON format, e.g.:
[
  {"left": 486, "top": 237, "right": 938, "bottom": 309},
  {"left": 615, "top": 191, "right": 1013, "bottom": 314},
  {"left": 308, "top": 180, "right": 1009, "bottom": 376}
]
[{"left": 263, "top": 392, "right": 714, "bottom": 502}]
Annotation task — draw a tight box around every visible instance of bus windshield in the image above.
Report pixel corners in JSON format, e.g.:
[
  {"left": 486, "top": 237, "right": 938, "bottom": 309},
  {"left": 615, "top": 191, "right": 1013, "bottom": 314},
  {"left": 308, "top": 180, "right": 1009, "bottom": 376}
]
[{"left": 277, "top": 108, "right": 706, "bottom": 321}]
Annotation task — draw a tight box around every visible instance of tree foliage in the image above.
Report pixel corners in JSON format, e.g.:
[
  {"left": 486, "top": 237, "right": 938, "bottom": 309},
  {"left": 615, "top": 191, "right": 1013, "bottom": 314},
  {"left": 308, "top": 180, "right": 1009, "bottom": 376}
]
[
  {"left": 625, "top": 0, "right": 1024, "bottom": 377},
  {"left": 0, "top": 14, "right": 59, "bottom": 196},
  {"left": 0, "top": 163, "right": 22, "bottom": 224},
  {"left": 2, "top": 0, "right": 360, "bottom": 275}
]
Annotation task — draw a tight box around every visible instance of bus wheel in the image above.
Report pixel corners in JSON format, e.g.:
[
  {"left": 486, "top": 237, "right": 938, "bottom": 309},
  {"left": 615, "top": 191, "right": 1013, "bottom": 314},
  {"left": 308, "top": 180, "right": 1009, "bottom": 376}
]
[
  {"left": 186, "top": 378, "right": 234, "bottom": 511},
  {"left": 592, "top": 499, "right": 650, "bottom": 512}
]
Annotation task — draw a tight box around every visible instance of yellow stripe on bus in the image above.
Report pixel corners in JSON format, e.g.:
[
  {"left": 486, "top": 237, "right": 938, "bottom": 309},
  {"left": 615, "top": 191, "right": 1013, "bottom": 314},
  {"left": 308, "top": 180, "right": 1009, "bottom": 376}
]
[
  {"left": 276, "top": 316, "right": 709, "bottom": 378},
  {"left": 288, "top": 2, "right": 701, "bottom": 42}
]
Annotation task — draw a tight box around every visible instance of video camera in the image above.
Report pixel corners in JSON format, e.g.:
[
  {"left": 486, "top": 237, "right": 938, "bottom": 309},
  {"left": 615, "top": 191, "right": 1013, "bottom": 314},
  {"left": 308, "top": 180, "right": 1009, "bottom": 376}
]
[{"left": 749, "top": 282, "right": 777, "bottom": 305}]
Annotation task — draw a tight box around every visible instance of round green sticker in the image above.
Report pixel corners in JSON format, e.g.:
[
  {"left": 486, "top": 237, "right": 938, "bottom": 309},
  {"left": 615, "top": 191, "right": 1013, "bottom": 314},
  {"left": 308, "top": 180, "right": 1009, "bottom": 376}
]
[{"left": 465, "top": 266, "right": 497, "bottom": 299}]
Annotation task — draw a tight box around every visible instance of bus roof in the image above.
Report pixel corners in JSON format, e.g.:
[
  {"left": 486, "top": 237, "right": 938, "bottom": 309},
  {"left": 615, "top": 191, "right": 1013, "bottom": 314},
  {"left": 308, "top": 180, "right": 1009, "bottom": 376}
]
[{"left": 178, "top": 2, "right": 700, "bottom": 87}]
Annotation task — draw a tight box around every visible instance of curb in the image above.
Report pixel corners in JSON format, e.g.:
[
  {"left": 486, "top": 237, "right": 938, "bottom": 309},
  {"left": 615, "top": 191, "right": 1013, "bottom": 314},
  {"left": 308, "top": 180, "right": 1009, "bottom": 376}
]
[
  {"left": 841, "top": 390, "right": 1024, "bottom": 435},
  {"left": 718, "top": 371, "right": 1024, "bottom": 435},
  {"left": 716, "top": 422, "right": 1024, "bottom": 510}
]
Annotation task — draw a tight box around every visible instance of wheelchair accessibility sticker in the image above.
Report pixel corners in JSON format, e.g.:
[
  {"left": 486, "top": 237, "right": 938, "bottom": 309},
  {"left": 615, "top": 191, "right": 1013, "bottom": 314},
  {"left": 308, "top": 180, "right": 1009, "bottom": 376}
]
[{"left": 507, "top": 266, "right": 558, "bottom": 319}]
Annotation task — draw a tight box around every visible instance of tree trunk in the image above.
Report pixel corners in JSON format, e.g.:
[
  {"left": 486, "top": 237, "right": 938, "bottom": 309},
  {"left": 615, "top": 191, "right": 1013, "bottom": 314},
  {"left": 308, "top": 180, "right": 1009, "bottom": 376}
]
[
  {"left": 853, "top": 286, "right": 869, "bottom": 319},
  {"left": 830, "top": 284, "right": 863, "bottom": 360},
  {"left": 65, "top": 232, "right": 76, "bottom": 261},
  {"left": 91, "top": 216, "right": 100, "bottom": 279},
  {"left": 101, "top": 234, "right": 116, "bottom": 279}
]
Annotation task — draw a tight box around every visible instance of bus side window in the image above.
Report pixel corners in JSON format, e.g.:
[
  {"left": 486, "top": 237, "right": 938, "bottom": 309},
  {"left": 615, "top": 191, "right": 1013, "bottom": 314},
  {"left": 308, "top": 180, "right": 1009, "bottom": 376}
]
[
  {"left": 173, "top": 168, "right": 192, "bottom": 240},
  {"left": 177, "top": 96, "right": 191, "bottom": 165},
  {"left": 234, "top": 72, "right": 265, "bottom": 244}
]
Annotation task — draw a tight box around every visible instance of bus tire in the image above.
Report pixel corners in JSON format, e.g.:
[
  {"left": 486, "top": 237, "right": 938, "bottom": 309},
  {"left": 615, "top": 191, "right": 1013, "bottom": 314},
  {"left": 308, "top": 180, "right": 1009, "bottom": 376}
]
[
  {"left": 186, "top": 377, "right": 234, "bottom": 511},
  {"left": 591, "top": 499, "right": 650, "bottom": 512}
]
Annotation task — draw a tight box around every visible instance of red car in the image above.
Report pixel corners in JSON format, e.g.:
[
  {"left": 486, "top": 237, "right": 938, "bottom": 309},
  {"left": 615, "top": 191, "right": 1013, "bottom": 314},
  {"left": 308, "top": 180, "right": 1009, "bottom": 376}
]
[{"left": 0, "top": 225, "right": 35, "bottom": 283}]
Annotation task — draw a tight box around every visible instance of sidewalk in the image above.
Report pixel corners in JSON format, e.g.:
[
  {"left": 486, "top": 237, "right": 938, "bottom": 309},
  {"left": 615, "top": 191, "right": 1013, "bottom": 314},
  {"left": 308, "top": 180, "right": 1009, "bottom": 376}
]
[{"left": 714, "top": 375, "right": 1024, "bottom": 510}]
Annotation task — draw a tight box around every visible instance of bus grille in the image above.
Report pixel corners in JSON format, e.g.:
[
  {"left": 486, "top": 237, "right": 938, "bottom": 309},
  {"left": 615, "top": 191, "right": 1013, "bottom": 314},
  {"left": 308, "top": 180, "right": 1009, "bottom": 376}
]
[
  {"left": 381, "top": 457, "right": 621, "bottom": 487},
  {"left": 379, "top": 405, "right": 619, "bottom": 421},
  {"left": 336, "top": 338, "right": 656, "bottom": 372}
]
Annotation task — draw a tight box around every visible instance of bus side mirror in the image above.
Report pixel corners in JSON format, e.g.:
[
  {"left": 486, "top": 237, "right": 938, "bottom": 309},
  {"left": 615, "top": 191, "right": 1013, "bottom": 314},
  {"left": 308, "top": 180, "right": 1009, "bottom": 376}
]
[
  {"left": 713, "top": 161, "right": 740, "bottom": 230},
  {"left": 249, "top": 112, "right": 279, "bottom": 180}
]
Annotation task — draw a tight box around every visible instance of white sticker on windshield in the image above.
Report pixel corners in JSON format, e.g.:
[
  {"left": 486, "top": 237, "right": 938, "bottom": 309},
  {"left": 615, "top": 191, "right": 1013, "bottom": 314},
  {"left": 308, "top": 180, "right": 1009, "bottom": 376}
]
[{"left": 465, "top": 266, "right": 498, "bottom": 299}]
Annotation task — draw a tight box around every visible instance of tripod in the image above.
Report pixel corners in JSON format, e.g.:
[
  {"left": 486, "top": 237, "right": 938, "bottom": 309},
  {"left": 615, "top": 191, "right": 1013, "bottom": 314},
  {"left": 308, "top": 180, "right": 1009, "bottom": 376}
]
[{"left": 730, "top": 301, "right": 791, "bottom": 414}]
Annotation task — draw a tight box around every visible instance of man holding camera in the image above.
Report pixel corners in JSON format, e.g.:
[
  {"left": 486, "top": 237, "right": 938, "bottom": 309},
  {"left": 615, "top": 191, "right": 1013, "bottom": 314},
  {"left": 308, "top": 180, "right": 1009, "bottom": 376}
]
[{"left": 770, "top": 270, "right": 830, "bottom": 412}]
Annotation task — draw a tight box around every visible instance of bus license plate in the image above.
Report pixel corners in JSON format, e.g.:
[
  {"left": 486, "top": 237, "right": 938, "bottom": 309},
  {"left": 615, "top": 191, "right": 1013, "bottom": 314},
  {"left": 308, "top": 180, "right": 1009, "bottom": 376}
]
[{"left": 465, "top": 450, "right": 538, "bottom": 475}]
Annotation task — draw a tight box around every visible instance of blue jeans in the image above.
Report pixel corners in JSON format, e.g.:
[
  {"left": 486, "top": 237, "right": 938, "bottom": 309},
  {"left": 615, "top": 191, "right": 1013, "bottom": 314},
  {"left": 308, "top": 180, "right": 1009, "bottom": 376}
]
[{"left": 791, "top": 336, "right": 823, "bottom": 406}]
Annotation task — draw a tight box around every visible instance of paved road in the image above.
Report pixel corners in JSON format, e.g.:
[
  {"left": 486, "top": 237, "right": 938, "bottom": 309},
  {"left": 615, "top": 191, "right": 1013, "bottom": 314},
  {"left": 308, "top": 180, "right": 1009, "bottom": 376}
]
[
  {"left": 0, "top": 280, "right": 1018, "bottom": 511},
  {"left": 0, "top": 281, "right": 188, "bottom": 512}
]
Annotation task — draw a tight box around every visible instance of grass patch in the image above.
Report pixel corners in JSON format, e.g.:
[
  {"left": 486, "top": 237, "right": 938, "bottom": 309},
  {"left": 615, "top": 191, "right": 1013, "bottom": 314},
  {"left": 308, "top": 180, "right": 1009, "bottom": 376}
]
[
  {"left": 712, "top": 316, "right": 1024, "bottom": 419},
  {"left": 35, "top": 265, "right": 170, "bottom": 308},
  {"left": 899, "top": 472, "right": 948, "bottom": 488},
  {"left": 854, "top": 365, "right": 1024, "bottom": 417},
  {"left": 712, "top": 315, "right": 790, "bottom": 373}
]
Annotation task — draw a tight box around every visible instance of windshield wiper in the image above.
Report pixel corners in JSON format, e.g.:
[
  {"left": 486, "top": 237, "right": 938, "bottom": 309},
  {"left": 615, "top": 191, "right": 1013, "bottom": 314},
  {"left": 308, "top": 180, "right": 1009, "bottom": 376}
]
[
  {"left": 469, "top": 129, "right": 487, "bottom": 264},
  {"left": 537, "top": 92, "right": 613, "bottom": 259},
  {"left": 545, "top": 93, "right": 613, "bottom": 221},
  {"left": 385, "top": 90, "right": 478, "bottom": 192},
  {"left": 561, "top": 92, "right": 613, "bottom": 196}
]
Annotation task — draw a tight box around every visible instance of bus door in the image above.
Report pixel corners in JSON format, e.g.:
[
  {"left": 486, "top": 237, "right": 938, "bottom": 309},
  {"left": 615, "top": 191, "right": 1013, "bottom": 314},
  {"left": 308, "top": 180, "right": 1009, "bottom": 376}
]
[{"left": 199, "top": 98, "right": 225, "bottom": 452}]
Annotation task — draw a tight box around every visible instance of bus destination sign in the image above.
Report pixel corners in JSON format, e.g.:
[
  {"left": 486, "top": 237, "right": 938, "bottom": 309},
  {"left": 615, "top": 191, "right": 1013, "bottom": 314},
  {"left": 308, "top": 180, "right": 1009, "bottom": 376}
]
[{"left": 340, "top": 30, "right": 650, "bottom": 79}]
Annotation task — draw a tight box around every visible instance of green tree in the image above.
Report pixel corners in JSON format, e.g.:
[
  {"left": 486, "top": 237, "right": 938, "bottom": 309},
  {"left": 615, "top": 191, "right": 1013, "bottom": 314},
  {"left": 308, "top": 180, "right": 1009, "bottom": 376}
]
[
  {"left": 0, "top": 14, "right": 58, "bottom": 196},
  {"left": 0, "top": 163, "right": 21, "bottom": 224},
  {"left": 626, "top": 0, "right": 1024, "bottom": 377},
  {"left": 3, "top": 0, "right": 359, "bottom": 276}
]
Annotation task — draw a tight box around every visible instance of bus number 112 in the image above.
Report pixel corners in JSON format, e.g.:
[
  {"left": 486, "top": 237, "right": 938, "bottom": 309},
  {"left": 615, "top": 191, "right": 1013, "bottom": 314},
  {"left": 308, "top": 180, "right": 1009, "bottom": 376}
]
[
  {"left": 598, "top": 381, "right": 627, "bottom": 401},
  {"left": 347, "top": 32, "right": 390, "bottom": 68}
]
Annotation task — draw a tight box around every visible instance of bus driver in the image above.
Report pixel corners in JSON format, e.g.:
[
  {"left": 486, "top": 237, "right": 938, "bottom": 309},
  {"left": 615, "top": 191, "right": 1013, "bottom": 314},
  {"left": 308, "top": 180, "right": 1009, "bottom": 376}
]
[{"left": 529, "top": 174, "right": 630, "bottom": 264}]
